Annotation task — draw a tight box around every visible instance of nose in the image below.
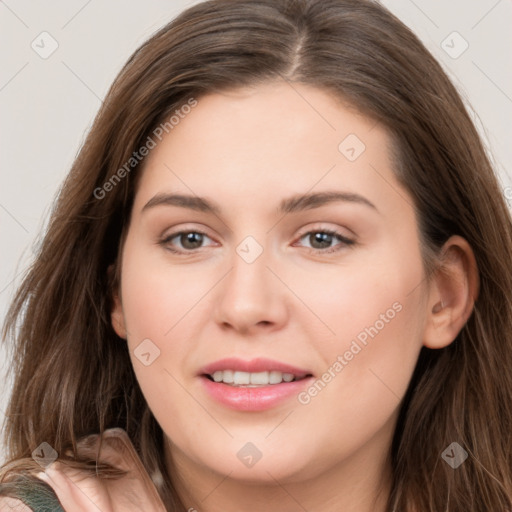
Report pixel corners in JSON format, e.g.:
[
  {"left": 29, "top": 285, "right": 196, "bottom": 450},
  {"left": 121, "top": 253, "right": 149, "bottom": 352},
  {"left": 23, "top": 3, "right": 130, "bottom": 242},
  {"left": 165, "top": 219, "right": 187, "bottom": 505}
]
[{"left": 213, "top": 240, "right": 289, "bottom": 336}]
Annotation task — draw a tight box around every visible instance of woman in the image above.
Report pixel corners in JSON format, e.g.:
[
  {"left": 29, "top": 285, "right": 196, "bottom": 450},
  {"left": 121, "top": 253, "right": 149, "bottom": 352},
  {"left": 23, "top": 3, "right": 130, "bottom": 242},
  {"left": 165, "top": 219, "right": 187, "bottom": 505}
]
[{"left": 1, "top": 0, "right": 511, "bottom": 510}]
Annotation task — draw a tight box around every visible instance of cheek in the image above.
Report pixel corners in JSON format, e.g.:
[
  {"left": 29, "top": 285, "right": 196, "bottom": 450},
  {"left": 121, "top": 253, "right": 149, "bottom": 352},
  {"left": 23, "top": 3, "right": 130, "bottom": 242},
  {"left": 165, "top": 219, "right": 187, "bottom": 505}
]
[
  {"left": 120, "top": 266, "right": 198, "bottom": 446},
  {"left": 119, "top": 242, "right": 215, "bottom": 343},
  {"left": 118, "top": 243, "right": 217, "bottom": 424},
  {"left": 287, "top": 295, "right": 423, "bottom": 476},
  {"left": 288, "top": 242, "right": 425, "bottom": 356},
  {"left": 292, "top": 256, "right": 425, "bottom": 447}
]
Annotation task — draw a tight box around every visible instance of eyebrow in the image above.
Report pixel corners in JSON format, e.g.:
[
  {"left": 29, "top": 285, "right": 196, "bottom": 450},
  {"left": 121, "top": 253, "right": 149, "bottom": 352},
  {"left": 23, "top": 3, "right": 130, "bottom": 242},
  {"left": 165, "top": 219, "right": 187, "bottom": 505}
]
[{"left": 141, "top": 190, "right": 378, "bottom": 215}]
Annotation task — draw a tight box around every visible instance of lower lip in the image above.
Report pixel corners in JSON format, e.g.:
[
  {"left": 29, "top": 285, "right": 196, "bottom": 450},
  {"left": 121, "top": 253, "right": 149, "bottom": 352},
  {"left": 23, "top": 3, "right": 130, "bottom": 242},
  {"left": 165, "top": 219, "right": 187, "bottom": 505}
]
[{"left": 200, "top": 375, "right": 314, "bottom": 411}]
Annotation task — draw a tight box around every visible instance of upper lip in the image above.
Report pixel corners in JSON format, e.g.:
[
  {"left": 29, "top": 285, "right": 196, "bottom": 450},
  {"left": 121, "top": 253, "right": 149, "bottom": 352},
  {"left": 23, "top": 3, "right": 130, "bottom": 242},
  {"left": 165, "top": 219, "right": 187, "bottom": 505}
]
[{"left": 199, "top": 357, "right": 313, "bottom": 379}]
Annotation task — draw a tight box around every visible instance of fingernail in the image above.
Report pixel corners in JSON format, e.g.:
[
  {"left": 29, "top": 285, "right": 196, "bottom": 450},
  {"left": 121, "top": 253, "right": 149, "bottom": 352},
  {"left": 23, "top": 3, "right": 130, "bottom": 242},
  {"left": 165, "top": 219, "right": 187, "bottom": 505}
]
[{"left": 36, "top": 471, "right": 49, "bottom": 481}]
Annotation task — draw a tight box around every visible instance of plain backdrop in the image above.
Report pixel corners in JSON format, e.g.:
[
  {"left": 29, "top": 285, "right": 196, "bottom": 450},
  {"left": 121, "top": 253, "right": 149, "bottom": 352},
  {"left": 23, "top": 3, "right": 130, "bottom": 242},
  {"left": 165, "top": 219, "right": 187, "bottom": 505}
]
[{"left": 1, "top": 0, "right": 511, "bottom": 463}]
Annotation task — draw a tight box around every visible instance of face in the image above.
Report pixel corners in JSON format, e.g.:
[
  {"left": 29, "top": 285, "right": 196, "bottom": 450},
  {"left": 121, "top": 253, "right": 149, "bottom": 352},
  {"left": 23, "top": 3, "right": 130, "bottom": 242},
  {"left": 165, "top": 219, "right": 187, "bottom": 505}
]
[{"left": 112, "top": 81, "right": 430, "bottom": 486}]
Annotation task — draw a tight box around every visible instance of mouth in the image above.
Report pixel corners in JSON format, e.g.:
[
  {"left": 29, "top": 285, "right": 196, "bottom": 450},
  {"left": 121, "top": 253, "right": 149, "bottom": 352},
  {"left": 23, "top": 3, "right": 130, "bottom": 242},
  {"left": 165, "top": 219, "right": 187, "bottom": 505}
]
[
  {"left": 198, "top": 358, "right": 315, "bottom": 411},
  {"left": 199, "top": 369, "right": 315, "bottom": 412},
  {"left": 202, "top": 370, "right": 313, "bottom": 387}
]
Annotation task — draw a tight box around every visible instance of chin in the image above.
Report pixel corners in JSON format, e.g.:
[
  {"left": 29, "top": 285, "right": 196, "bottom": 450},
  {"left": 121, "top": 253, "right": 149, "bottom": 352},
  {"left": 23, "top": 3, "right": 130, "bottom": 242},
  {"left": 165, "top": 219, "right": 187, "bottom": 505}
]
[{"left": 191, "top": 437, "right": 323, "bottom": 484}]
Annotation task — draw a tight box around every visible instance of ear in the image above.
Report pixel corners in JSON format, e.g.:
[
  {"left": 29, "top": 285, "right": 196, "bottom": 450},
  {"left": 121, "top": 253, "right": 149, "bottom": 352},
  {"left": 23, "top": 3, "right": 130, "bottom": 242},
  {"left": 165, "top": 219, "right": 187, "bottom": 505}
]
[
  {"left": 423, "top": 235, "right": 480, "bottom": 349},
  {"left": 108, "top": 263, "right": 127, "bottom": 340}
]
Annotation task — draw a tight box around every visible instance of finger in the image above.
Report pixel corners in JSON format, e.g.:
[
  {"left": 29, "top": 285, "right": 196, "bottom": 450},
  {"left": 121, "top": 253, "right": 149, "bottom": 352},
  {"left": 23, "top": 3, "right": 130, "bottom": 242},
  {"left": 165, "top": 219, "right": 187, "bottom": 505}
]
[{"left": 37, "top": 463, "right": 112, "bottom": 512}]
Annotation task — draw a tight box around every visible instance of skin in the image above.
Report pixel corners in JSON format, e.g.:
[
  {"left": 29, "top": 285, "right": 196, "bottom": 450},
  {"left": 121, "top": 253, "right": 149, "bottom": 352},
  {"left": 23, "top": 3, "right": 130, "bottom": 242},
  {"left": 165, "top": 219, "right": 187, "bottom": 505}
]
[{"left": 111, "top": 80, "right": 478, "bottom": 512}]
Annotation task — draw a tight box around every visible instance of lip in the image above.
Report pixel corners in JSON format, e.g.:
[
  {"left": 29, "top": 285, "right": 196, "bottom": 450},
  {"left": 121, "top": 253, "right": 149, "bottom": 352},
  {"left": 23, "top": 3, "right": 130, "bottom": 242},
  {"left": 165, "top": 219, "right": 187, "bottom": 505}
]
[
  {"left": 199, "top": 357, "right": 313, "bottom": 379},
  {"left": 198, "top": 357, "right": 314, "bottom": 411},
  {"left": 200, "top": 375, "right": 315, "bottom": 411}
]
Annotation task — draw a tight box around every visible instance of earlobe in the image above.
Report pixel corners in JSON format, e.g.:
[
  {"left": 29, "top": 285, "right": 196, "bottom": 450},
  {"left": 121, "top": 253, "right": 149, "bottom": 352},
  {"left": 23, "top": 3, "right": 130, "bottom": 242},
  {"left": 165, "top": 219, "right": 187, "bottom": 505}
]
[
  {"left": 111, "top": 292, "right": 127, "bottom": 339},
  {"left": 422, "top": 235, "right": 479, "bottom": 349},
  {"left": 108, "top": 263, "right": 127, "bottom": 340}
]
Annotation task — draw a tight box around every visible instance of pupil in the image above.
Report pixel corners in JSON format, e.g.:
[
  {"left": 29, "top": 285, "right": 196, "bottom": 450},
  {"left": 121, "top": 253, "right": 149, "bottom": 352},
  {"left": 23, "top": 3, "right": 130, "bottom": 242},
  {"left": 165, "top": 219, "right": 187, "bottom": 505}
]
[
  {"left": 183, "top": 232, "right": 202, "bottom": 249},
  {"left": 311, "top": 232, "right": 332, "bottom": 249}
]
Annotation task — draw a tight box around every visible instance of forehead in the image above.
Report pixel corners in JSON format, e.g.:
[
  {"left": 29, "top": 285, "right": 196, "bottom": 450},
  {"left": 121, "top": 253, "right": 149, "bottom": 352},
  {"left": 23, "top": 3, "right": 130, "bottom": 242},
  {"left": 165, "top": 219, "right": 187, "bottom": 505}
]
[{"left": 133, "top": 81, "right": 399, "bottom": 215}]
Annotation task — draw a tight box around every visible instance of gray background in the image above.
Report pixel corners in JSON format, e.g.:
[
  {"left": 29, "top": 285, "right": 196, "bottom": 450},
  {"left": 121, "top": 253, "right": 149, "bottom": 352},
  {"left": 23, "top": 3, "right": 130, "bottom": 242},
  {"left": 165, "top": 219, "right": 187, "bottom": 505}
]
[{"left": 1, "top": 0, "right": 511, "bottom": 463}]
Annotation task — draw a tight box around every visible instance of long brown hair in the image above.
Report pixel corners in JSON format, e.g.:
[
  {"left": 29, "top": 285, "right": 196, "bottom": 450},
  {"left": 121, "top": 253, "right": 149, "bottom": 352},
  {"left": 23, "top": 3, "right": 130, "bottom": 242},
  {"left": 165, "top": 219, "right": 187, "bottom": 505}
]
[{"left": 2, "top": 0, "right": 512, "bottom": 510}]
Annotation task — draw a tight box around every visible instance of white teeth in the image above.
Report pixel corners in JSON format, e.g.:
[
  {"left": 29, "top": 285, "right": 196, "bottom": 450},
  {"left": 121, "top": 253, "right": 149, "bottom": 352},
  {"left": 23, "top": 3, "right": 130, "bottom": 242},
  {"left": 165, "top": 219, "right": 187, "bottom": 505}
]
[
  {"left": 222, "top": 369, "right": 234, "bottom": 383},
  {"left": 269, "top": 371, "right": 282, "bottom": 384},
  {"left": 233, "top": 371, "right": 250, "bottom": 385},
  {"left": 209, "top": 370, "right": 300, "bottom": 386},
  {"left": 250, "top": 371, "right": 269, "bottom": 385}
]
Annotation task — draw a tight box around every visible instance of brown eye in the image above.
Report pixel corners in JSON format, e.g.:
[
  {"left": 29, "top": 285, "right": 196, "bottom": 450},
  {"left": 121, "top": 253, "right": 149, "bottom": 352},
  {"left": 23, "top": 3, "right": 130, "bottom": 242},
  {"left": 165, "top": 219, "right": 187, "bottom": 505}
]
[
  {"left": 308, "top": 232, "right": 335, "bottom": 249},
  {"left": 179, "top": 232, "right": 205, "bottom": 250},
  {"left": 160, "top": 230, "right": 215, "bottom": 253},
  {"left": 296, "top": 230, "right": 355, "bottom": 253}
]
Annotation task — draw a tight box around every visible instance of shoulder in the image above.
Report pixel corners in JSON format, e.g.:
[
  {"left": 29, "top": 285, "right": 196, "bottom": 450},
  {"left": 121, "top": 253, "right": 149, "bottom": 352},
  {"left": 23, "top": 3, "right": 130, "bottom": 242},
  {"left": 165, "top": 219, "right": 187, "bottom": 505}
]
[{"left": 0, "top": 474, "right": 64, "bottom": 511}]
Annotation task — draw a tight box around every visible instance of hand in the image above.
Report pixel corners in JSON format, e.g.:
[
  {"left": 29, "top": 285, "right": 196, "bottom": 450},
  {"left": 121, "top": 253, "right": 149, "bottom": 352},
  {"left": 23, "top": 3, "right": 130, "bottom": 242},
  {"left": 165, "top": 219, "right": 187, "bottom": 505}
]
[{"left": 35, "top": 429, "right": 167, "bottom": 512}]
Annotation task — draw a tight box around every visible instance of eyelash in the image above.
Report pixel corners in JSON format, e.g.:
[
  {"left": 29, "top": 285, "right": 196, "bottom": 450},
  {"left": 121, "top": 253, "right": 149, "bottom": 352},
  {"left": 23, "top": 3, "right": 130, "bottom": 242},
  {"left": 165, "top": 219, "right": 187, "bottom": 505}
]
[{"left": 159, "top": 228, "right": 356, "bottom": 255}]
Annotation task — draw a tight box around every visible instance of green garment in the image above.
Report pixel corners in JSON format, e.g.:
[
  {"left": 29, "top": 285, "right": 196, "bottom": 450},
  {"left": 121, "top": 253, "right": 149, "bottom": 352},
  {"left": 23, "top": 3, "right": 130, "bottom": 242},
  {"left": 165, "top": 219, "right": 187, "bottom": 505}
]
[{"left": 0, "top": 475, "right": 64, "bottom": 511}]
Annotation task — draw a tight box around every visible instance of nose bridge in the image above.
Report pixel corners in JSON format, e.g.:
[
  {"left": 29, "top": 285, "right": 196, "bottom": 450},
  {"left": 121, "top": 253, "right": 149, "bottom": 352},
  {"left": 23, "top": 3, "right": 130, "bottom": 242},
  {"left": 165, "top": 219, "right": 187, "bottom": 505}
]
[
  {"left": 232, "top": 235, "right": 269, "bottom": 293},
  {"left": 213, "top": 233, "right": 287, "bottom": 332}
]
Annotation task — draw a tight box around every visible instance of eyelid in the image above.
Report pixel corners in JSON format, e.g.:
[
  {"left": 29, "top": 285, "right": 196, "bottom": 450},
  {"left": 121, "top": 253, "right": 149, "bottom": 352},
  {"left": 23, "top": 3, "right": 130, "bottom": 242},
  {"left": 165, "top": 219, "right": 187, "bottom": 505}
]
[
  {"left": 294, "top": 223, "right": 355, "bottom": 241},
  {"left": 292, "top": 225, "right": 356, "bottom": 254}
]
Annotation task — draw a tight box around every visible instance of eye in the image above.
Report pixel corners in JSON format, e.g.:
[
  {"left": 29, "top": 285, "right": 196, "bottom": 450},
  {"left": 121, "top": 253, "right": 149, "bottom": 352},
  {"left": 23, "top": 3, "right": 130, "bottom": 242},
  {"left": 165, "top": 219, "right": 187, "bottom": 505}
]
[
  {"left": 159, "top": 227, "right": 356, "bottom": 255},
  {"left": 294, "top": 229, "right": 355, "bottom": 254},
  {"left": 160, "top": 230, "right": 216, "bottom": 253}
]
